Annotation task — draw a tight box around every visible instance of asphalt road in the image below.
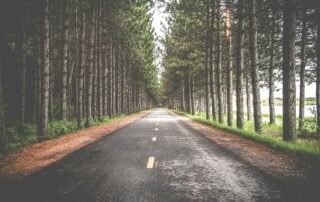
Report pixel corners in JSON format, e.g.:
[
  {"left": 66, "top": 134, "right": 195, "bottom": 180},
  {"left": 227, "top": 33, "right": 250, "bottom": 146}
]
[{"left": 1, "top": 109, "right": 294, "bottom": 201}]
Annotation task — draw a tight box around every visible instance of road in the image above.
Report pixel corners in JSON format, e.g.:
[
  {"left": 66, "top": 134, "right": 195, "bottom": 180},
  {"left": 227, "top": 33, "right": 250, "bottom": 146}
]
[{"left": 2, "top": 109, "right": 292, "bottom": 201}]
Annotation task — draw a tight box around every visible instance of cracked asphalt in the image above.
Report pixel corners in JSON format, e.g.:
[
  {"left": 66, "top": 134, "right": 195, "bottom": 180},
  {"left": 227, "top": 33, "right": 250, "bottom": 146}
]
[{"left": 0, "top": 109, "right": 300, "bottom": 201}]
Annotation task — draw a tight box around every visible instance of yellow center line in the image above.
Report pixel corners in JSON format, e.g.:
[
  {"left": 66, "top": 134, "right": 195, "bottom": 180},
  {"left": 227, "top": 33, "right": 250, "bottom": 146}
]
[{"left": 146, "top": 157, "right": 155, "bottom": 169}]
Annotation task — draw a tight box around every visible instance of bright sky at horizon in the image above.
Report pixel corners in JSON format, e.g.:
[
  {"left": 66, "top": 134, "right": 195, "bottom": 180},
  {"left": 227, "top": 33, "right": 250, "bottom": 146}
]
[{"left": 260, "top": 82, "right": 316, "bottom": 99}]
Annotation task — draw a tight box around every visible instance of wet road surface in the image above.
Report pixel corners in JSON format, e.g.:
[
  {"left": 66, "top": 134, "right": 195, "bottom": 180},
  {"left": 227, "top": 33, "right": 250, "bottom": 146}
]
[{"left": 1, "top": 109, "right": 293, "bottom": 201}]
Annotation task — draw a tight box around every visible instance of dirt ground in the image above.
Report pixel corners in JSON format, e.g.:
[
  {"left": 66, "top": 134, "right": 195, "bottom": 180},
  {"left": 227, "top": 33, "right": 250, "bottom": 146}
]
[{"left": 1, "top": 109, "right": 319, "bottom": 196}]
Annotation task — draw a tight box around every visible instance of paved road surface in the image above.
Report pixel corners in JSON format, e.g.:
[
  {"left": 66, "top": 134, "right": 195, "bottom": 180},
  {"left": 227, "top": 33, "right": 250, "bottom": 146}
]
[{"left": 2, "top": 109, "right": 294, "bottom": 201}]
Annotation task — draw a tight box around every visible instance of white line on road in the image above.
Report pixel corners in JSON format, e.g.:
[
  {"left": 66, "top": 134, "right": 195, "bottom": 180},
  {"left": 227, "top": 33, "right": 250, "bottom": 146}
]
[
  {"left": 147, "top": 157, "right": 155, "bottom": 169},
  {"left": 155, "top": 128, "right": 158, "bottom": 131},
  {"left": 152, "top": 137, "right": 157, "bottom": 141}
]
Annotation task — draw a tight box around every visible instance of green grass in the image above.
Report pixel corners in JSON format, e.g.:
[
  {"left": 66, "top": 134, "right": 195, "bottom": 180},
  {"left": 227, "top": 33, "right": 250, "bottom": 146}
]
[
  {"left": 173, "top": 110, "right": 320, "bottom": 161},
  {"left": 1, "top": 111, "right": 146, "bottom": 157}
]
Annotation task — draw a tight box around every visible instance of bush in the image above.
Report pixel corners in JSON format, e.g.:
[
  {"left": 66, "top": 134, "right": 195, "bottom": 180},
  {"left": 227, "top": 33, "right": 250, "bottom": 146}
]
[{"left": 48, "top": 120, "right": 78, "bottom": 138}]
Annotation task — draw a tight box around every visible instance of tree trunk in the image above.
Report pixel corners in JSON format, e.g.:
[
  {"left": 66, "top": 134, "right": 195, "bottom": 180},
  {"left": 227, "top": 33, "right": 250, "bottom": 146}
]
[
  {"left": 299, "top": 9, "right": 307, "bottom": 130},
  {"left": 269, "top": 10, "right": 276, "bottom": 125},
  {"left": 60, "top": 2, "right": 69, "bottom": 121},
  {"left": 316, "top": 8, "right": 320, "bottom": 136},
  {"left": 209, "top": 0, "right": 216, "bottom": 121},
  {"left": 189, "top": 76, "right": 194, "bottom": 115},
  {"left": 216, "top": 0, "right": 223, "bottom": 123},
  {"left": 38, "top": 0, "right": 50, "bottom": 138},
  {"left": 86, "top": 2, "right": 95, "bottom": 127},
  {"left": 226, "top": 0, "right": 233, "bottom": 126},
  {"left": 97, "top": 2, "right": 102, "bottom": 121},
  {"left": 20, "top": 33, "right": 26, "bottom": 124},
  {"left": 246, "top": 68, "right": 252, "bottom": 121},
  {"left": 0, "top": 61, "right": 6, "bottom": 149},
  {"left": 121, "top": 52, "right": 125, "bottom": 115},
  {"left": 115, "top": 44, "right": 119, "bottom": 115},
  {"left": 205, "top": 0, "right": 210, "bottom": 120},
  {"left": 236, "top": 0, "right": 245, "bottom": 129},
  {"left": 77, "top": 7, "right": 86, "bottom": 129},
  {"left": 283, "top": 0, "right": 297, "bottom": 142},
  {"left": 249, "top": 0, "right": 262, "bottom": 133}
]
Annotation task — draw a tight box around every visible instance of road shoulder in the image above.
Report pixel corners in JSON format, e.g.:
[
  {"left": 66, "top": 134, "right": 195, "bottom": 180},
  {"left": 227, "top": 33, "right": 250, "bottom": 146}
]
[{"left": 169, "top": 111, "right": 320, "bottom": 198}]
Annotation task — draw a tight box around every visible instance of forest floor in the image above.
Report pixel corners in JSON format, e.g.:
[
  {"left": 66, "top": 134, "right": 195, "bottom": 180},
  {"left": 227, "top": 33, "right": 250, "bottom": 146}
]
[
  {"left": 0, "top": 109, "right": 319, "bottom": 198},
  {"left": 0, "top": 111, "right": 152, "bottom": 182}
]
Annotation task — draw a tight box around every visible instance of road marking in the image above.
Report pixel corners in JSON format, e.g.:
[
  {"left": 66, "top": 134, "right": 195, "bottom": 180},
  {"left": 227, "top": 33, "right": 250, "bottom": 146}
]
[
  {"left": 155, "top": 128, "right": 158, "bottom": 131},
  {"left": 147, "top": 157, "right": 155, "bottom": 169},
  {"left": 156, "top": 123, "right": 158, "bottom": 126},
  {"left": 152, "top": 137, "right": 156, "bottom": 141}
]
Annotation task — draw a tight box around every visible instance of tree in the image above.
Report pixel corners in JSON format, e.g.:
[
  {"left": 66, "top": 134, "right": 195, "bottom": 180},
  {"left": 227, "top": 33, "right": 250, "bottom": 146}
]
[
  {"left": 268, "top": 9, "right": 276, "bottom": 125},
  {"left": 317, "top": 7, "right": 320, "bottom": 136},
  {"left": 85, "top": 1, "right": 95, "bottom": 127},
  {"left": 205, "top": 0, "right": 211, "bottom": 120},
  {"left": 38, "top": 0, "right": 50, "bottom": 138},
  {"left": 249, "top": 0, "right": 262, "bottom": 133},
  {"left": 60, "top": 1, "right": 69, "bottom": 121},
  {"left": 298, "top": 9, "right": 307, "bottom": 130},
  {"left": 283, "top": 0, "right": 297, "bottom": 142},
  {"left": 236, "top": 0, "right": 245, "bottom": 129},
  {"left": 226, "top": 0, "right": 233, "bottom": 126},
  {"left": 77, "top": 3, "right": 86, "bottom": 129},
  {"left": 215, "top": 0, "right": 223, "bottom": 123}
]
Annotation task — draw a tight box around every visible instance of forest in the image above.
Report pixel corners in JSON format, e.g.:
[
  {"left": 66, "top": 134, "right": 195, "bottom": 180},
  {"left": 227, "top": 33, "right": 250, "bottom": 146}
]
[
  {"left": 0, "top": 0, "right": 160, "bottom": 152},
  {"left": 0, "top": 0, "right": 319, "bottom": 155},
  {"left": 160, "top": 0, "right": 320, "bottom": 147}
]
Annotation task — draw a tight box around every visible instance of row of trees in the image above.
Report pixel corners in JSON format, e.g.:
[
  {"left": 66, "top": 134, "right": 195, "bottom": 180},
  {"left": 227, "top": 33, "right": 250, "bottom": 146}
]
[
  {"left": 0, "top": 0, "right": 159, "bottom": 149},
  {"left": 161, "top": 0, "right": 320, "bottom": 141}
]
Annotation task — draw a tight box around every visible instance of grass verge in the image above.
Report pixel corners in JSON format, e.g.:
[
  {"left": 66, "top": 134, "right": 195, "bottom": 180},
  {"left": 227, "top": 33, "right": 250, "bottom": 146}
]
[{"left": 173, "top": 110, "right": 320, "bottom": 161}]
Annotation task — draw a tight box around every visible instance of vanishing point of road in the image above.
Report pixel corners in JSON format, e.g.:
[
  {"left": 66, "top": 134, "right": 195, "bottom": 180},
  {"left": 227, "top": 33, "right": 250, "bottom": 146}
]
[{"left": 1, "top": 109, "right": 300, "bottom": 201}]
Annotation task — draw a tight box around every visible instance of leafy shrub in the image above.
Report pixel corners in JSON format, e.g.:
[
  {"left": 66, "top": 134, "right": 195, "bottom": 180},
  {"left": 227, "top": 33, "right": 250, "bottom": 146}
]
[{"left": 48, "top": 120, "right": 78, "bottom": 138}]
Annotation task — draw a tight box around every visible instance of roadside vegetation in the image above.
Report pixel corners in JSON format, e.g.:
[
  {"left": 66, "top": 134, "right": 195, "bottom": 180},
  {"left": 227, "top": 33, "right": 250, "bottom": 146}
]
[
  {"left": 174, "top": 110, "right": 320, "bottom": 160},
  {"left": 1, "top": 112, "right": 143, "bottom": 156}
]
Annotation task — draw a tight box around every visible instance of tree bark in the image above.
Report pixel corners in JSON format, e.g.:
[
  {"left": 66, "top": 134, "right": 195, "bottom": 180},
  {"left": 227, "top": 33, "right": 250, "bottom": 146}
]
[
  {"left": 317, "top": 8, "right": 320, "bottom": 136},
  {"left": 246, "top": 68, "right": 252, "bottom": 121},
  {"left": 249, "top": 0, "right": 262, "bottom": 133},
  {"left": 216, "top": 0, "right": 223, "bottom": 123},
  {"left": 0, "top": 61, "right": 6, "bottom": 149},
  {"left": 97, "top": 2, "right": 102, "bottom": 121},
  {"left": 283, "top": 0, "right": 297, "bottom": 142},
  {"left": 226, "top": 0, "right": 233, "bottom": 126},
  {"left": 191, "top": 76, "right": 195, "bottom": 115},
  {"left": 299, "top": 9, "right": 307, "bottom": 129},
  {"left": 236, "top": 0, "right": 245, "bottom": 129},
  {"left": 269, "top": 10, "right": 276, "bottom": 125},
  {"left": 77, "top": 6, "right": 86, "bottom": 129},
  {"left": 20, "top": 30, "right": 26, "bottom": 124},
  {"left": 38, "top": 0, "right": 50, "bottom": 138},
  {"left": 60, "top": 2, "right": 69, "bottom": 121},
  {"left": 86, "top": 2, "right": 95, "bottom": 127},
  {"left": 205, "top": 0, "right": 210, "bottom": 120}
]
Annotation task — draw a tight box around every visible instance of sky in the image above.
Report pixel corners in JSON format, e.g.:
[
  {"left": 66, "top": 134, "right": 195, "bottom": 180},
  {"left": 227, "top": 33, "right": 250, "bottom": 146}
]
[
  {"left": 150, "top": 1, "right": 168, "bottom": 75},
  {"left": 150, "top": 2, "right": 317, "bottom": 99}
]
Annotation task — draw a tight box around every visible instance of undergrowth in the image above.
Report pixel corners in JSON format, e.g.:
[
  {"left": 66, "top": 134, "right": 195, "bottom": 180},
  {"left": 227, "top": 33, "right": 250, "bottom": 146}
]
[{"left": 1, "top": 112, "right": 143, "bottom": 156}]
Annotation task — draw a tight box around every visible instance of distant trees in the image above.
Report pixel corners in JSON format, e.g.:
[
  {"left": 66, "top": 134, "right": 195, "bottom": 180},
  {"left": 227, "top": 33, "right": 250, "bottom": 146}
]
[
  {"left": 161, "top": 0, "right": 320, "bottom": 142},
  {"left": 0, "top": 0, "right": 159, "bottom": 149}
]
